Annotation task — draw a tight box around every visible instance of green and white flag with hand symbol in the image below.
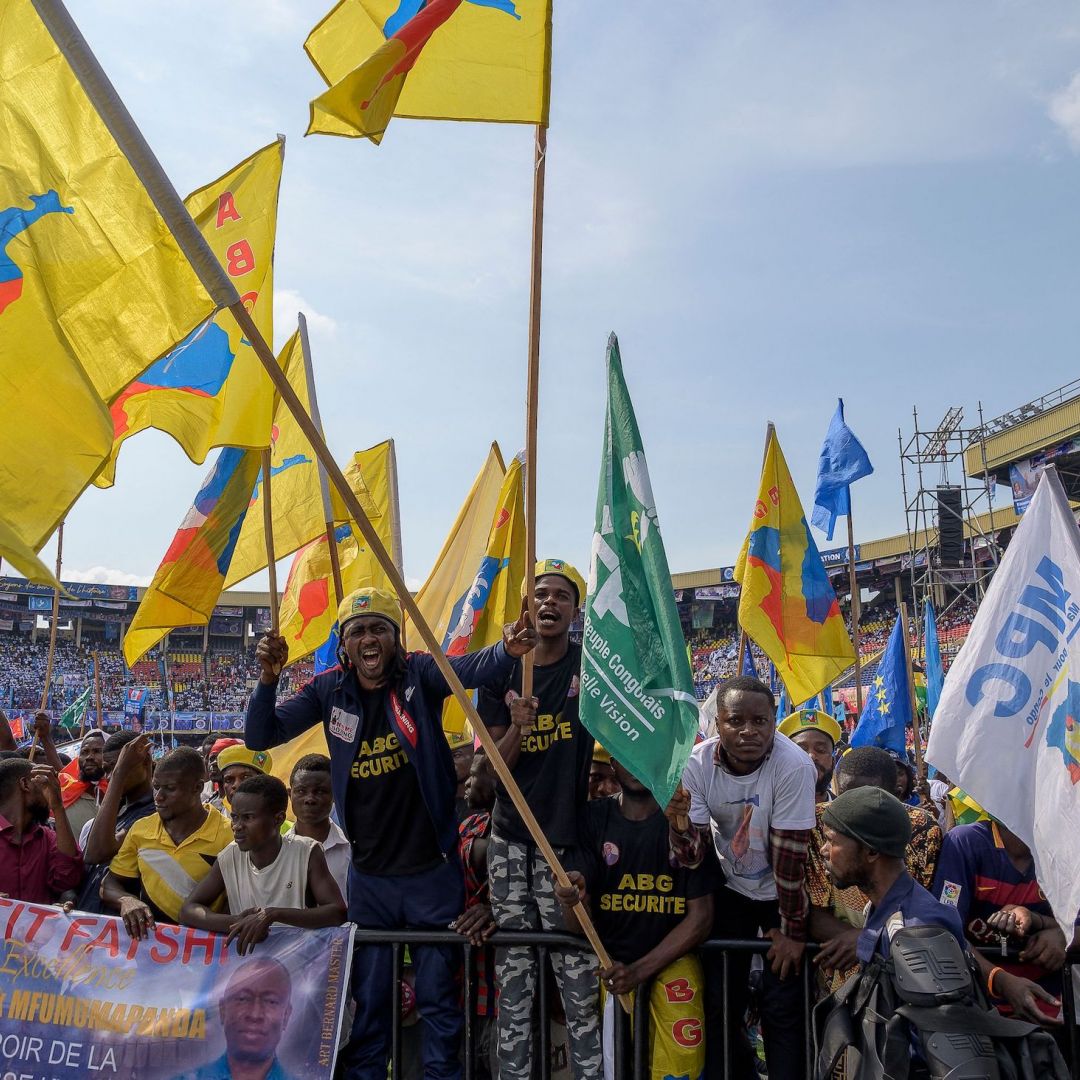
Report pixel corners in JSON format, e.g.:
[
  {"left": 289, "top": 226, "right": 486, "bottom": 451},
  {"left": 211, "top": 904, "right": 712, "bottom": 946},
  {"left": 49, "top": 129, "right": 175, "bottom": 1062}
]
[{"left": 580, "top": 334, "right": 699, "bottom": 805}]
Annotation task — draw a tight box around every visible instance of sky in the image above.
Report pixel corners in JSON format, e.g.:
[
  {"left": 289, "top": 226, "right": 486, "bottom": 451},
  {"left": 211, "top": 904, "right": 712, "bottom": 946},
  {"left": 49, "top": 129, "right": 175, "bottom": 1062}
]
[{"left": 27, "top": 0, "right": 1080, "bottom": 593}]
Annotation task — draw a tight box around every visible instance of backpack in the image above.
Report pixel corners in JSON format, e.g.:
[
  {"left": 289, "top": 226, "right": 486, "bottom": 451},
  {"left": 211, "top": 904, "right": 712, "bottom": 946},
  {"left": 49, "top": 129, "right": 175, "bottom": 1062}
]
[{"left": 812, "top": 924, "right": 1071, "bottom": 1080}]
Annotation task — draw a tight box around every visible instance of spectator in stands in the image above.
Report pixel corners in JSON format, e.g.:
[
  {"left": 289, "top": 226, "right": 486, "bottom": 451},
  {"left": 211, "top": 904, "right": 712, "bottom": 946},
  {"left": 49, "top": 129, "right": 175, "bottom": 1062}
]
[
  {"left": 76, "top": 732, "right": 155, "bottom": 914},
  {"left": 217, "top": 744, "right": 274, "bottom": 809},
  {"left": 453, "top": 751, "right": 498, "bottom": 1080},
  {"left": 932, "top": 818, "right": 1066, "bottom": 1026},
  {"left": 588, "top": 742, "right": 620, "bottom": 800},
  {"left": 821, "top": 787, "right": 964, "bottom": 963},
  {"left": 806, "top": 745, "right": 942, "bottom": 995},
  {"left": 246, "top": 585, "right": 537, "bottom": 1080},
  {"left": 669, "top": 674, "right": 816, "bottom": 1080},
  {"left": 447, "top": 723, "right": 475, "bottom": 824},
  {"left": 777, "top": 708, "right": 841, "bottom": 804},
  {"left": 0, "top": 757, "right": 82, "bottom": 903},
  {"left": 478, "top": 561, "right": 600, "bottom": 1080},
  {"left": 559, "top": 759, "right": 716, "bottom": 1080},
  {"left": 180, "top": 774, "right": 345, "bottom": 950},
  {"left": 286, "top": 753, "right": 350, "bottom": 903},
  {"left": 103, "top": 747, "right": 232, "bottom": 936}
]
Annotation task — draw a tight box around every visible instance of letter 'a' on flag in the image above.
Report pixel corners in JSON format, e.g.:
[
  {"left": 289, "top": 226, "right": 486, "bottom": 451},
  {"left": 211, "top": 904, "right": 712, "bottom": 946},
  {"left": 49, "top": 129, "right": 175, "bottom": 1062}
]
[
  {"left": 927, "top": 467, "right": 1080, "bottom": 938},
  {"left": 305, "top": 0, "right": 552, "bottom": 142},
  {"left": 441, "top": 452, "right": 526, "bottom": 734},
  {"left": 734, "top": 427, "right": 856, "bottom": 705},
  {"left": 123, "top": 446, "right": 264, "bottom": 666},
  {"left": 849, "top": 616, "right": 911, "bottom": 755},
  {"left": 277, "top": 441, "right": 398, "bottom": 664},
  {"left": 96, "top": 138, "right": 284, "bottom": 487},
  {"left": 0, "top": 0, "right": 217, "bottom": 560},
  {"left": 581, "top": 334, "right": 699, "bottom": 807},
  {"left": 811, "top": 398, "right": 873, "bottom": 542},
  {"left": 224, "top": 331, "right": 322, "bottom": 587}
]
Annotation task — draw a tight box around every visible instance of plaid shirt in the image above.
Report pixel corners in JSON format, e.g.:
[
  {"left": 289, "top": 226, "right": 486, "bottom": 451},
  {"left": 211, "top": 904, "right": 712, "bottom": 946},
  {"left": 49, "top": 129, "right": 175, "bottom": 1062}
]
[{"left": 459, "top": 811, "right": 494, "bottom": 1016}]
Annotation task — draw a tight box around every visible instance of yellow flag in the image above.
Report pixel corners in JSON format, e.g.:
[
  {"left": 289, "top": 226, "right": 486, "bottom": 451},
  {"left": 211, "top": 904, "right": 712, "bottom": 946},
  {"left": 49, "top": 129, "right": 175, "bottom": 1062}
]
[
  {"left": 224, "top": 331, "right": 322, "bottom": 587},
  {"left": 0, "top": 519, "right": 62, "bottom": 590},
  {"left": 441, "top": 453, "right": 525, "bottom": 733},
  {"left": 306, "top": 0, "right": 551, "bottom": 142},
  {"left": 403, "top": 443, "right": 506, "bottom": 645},
  {"left": 734, "top": 428, "right": 856, "bottom": 704},
  {"left": 271, "top": 727, "right": 331, "bottom": 802},
  {"left": 0, "top": 0, "right": 216, "bottom": 556},
  {"left": 96, "top": 139, "right": 284, "bottom": 486},
  {"left": 278, "top": 442, "right": 397, "bottom": 664}
]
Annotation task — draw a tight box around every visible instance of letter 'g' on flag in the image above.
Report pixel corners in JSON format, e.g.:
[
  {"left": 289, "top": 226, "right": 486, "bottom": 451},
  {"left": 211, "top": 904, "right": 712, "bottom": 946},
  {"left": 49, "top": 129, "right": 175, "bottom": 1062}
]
[
  {"left": 580, "top": 334, "right": 699, "bottom": 807},
  {"left": 0, "top": 0, "right": 216, "bottom": 567},
  {"left": 306, "top": 0, "right": 552, "bottom": 141},
  {"left": 734, "top": 427, "right": 855, "bottom": 705}
]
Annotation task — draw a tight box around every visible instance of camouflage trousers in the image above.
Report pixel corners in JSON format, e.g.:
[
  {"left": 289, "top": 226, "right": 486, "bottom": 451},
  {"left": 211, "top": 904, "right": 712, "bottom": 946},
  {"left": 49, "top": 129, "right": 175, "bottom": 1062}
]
[{"left": 489, "top": 830, "right": 602, "bottom": 1078}]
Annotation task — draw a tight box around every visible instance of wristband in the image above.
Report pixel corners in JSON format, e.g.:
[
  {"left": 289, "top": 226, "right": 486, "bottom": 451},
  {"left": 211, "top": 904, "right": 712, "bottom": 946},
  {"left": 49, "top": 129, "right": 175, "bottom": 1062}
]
[{"left": 987, "top": 965, "right": 1005, "bottom": 997}]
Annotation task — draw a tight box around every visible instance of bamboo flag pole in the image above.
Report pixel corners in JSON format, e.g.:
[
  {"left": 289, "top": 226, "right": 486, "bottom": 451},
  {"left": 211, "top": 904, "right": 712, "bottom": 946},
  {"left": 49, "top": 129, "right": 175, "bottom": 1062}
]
[
  {"left": 898, "top": 601, "right": 925, "bottom": 778},
  {"left": 386, "top": 439, "right": 406, "bottom": 646},
  {"left": 30, "top": 520, "right": 64, "bottom": 760},
  {"left": 521, "top": 124, "right": 548, "bottom": 701},
  {"left": 298, "top": 314, "right": 345, "bottom": 608},
  {"left": 846, "top": 509, "right": 864, "bottom": 714},
  {"left": 36, "top": 2, "right": 621, "bottom": 998}
]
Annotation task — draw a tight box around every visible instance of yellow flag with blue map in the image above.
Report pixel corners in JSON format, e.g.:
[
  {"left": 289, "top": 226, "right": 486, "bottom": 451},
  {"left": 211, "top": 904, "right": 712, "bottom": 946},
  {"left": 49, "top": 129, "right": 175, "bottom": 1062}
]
[
  {"left": 0, "top": 0, "right": 216, "bottom": 564},
  {"left": 95, "top": 139, "right": 284, "bottom": 487},
  {"left": 306, "top": 0, "right": 551, "bottom": 142}
]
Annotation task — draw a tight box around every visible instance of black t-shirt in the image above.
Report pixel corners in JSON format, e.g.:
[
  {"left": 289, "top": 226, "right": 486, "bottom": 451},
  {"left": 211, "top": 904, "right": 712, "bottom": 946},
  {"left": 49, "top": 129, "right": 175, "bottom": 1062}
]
[
  {"left": 477, "top": 642, "right": 591, "bottom": 847},
  {"left": 574, "top": 796, "right": 718, "bottom": 965},
  {"left": 345, "top": 687, "right": 443, "bottom": 876}
]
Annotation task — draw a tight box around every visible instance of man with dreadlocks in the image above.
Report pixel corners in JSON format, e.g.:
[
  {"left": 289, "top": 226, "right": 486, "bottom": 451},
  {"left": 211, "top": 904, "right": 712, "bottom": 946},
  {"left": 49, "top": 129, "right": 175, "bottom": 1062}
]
[{"left": 246, "top": 586, "right": 537, "bottom": 1080}]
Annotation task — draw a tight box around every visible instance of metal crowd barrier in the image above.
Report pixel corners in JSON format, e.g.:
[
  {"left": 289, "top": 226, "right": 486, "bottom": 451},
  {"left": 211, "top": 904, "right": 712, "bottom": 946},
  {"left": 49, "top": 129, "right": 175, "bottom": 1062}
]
[{"left": 351, "top": 929, "right": 1080, "bottom": 1079}]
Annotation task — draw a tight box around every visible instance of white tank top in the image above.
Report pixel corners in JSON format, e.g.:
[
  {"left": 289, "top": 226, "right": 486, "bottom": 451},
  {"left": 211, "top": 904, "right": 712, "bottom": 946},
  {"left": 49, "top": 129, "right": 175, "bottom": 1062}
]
[{"left": 218, "top": 832, "right": 316, "bottom": 912}]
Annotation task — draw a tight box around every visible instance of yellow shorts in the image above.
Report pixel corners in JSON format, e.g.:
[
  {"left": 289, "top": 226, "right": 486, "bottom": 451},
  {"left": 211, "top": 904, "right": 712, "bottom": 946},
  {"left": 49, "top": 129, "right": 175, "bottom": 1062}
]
[{"left": 601, "top": 954, "right": 705, "bottom": 1080}]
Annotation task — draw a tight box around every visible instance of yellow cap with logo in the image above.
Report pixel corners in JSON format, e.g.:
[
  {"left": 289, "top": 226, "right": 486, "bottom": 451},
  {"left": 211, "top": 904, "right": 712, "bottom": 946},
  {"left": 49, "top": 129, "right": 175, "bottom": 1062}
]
[
  {"left": 777, "top": 708, "right": 842, "bottom": 745},
  {"left": 529, "top": 559, "right": 586, "bottom": 605},
  {"left": 217, "top": 745, "right": 274, "bottom": 776},
  {"left": 337, "top": 586, "right": 401, "bottom": 633},
  {"left": 445, "top": 722, "right": 474, "bottom": 750}
]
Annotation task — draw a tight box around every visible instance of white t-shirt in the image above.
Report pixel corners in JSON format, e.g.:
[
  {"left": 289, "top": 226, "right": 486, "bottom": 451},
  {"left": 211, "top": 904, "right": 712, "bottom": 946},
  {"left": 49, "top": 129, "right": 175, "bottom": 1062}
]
[
  {"left": 682, "top": 731, "right": 816, "bottom": 902},
  {"left": 217, "top": 832, "right": 316, "bottom": 913},
  {"left": 287, "top": 820, "right": 350, "bottom": 905}
]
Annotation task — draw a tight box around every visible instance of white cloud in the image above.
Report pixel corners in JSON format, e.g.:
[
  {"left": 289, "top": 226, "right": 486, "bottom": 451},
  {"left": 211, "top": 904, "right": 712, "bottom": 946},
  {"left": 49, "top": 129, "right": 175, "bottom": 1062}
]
[
  {"left": 64, "top": 567, "right": 151, "bottom": 588},
  {"left": 1049, "top": 72, "right": 1080, "bottom": 149},
  {"left": 273, "top": 289, "right": 339, "bottom": 344}
]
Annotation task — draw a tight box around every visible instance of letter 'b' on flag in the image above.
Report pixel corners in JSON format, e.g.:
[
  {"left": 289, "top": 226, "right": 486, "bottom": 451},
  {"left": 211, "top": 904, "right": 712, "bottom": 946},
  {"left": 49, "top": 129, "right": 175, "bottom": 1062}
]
[
  {"left": 0, "top": 0, "right": 217, "bottom": 572},
  {"left": 580, "top": 334, "right": 699, "bottom": 807}
]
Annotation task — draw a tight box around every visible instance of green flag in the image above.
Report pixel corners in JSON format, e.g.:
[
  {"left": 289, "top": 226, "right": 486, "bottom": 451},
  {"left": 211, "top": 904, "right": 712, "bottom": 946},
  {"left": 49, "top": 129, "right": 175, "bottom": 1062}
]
[
  {"left": 58, "top": 686, "right": 92, "bottom": 735},
  {"left": 580, "top": 334, "right": 699, "bottom": 805}
]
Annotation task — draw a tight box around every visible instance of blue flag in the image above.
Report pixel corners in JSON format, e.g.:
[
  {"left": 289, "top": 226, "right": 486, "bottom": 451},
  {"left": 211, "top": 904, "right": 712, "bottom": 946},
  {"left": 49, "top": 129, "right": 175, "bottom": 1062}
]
[
  {"left": 314, "top": 623, "right": 340, "bottom": 675},
  {"left": 924, "top": 601, "right": 944, "bottom": 720},
  {"left": 741, "top": 646, "right": 758, "bottom": 680},
  {"left": 850, "top": 616, "right": 910, "bottom": 753},
  {"left": 811, "top": 398, "right": 874, "bottom": 541}
]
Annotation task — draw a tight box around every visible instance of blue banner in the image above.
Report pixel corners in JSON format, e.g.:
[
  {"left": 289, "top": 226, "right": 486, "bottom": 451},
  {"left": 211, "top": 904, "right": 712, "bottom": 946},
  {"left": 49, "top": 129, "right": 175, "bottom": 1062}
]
[
  {"left": 0, "top": 898, "right": 352, "bottom": 1079},
  {"left": 123, "top": 688, "right": 149, "bottom": 724}
]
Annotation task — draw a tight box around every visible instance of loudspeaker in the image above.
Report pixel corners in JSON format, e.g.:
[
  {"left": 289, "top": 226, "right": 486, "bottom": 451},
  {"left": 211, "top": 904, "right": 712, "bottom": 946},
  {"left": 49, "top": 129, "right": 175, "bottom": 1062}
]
[{"left": 937, "top": 487, "right": 964, "bottom": 567}]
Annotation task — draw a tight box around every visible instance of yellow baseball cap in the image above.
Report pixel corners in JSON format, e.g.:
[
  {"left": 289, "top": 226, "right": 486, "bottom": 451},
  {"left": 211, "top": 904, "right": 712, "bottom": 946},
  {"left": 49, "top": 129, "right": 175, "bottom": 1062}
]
[
  {"left": 592, "top": 741, "right": 612, "bottom": 765},
  {"left": 777, "top": 709, "right": 842, "bottom": 745},
  {"left": 217, "top": 745, "right": 274, "bottom": 776},
  {"left": 337, "top": 586, "right": 401, "bottom": 633},
  {"left": 529, "top": 559, "right": 586, "bottom": 605},
  {"left": 445, "top": 722, "right": 474, "bottom": 750}
]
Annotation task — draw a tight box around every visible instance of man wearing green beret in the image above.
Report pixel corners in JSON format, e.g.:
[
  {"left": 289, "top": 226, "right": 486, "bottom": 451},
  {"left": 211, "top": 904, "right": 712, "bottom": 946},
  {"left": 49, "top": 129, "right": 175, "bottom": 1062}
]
[{"left": 821, "top": 786, "right": 965, "bottom": 966}]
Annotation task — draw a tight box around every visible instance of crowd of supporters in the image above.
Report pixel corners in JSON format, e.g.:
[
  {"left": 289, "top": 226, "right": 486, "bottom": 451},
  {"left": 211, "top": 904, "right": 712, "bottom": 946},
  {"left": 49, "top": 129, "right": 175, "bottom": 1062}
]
[{"left": 0, "top": 567, "right": 1071, "bottom": 1080}]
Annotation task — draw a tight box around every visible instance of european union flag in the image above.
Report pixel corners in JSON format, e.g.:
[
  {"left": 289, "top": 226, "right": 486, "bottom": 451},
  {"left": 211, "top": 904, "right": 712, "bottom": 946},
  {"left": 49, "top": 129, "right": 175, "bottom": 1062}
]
[
  {"left": 850, "top": 616, "right": 910, "bottom": 753},
  {"left": 924, "top": 601, "right": 944, "bottom": 720},
  {"left": 811, "top": 398, "right": 874, "bottom": 541}
]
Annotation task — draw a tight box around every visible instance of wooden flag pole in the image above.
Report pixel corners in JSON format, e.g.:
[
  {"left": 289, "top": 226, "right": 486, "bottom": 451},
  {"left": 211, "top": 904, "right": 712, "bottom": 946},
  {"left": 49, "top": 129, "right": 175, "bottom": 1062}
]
[
  {"left": 229, "top": 299, "right": 626, "bottom": 1006},
  {"left": 521, "top": 124, "right": 548, "bottom": 701},
  {"left": 93, "top": 649, "right": 102, "bottom": 731},
  {"left": 30, "top": 521, "right": 64, "bottom": 760},
  {"left": 30, "top": 3, "right": 614, "bottom": 991},
  {"left": 260, "top": 449, "right": 280, "bottom": 636},
  {"left": 846, "top": 509, "right": 864, "bottom": 713},
  {"left": 898, "top": 602, "right": 925, "bottom": 778},
  {"left": 386, "top": 439, "right": 406, "bottom": 646}
]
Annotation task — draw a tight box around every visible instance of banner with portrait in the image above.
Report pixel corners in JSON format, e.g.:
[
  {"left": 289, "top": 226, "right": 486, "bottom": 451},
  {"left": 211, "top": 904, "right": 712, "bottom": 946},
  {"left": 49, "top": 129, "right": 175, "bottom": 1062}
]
[{"left": 0, "top": 899, "right": 353, "bottom": 1079}]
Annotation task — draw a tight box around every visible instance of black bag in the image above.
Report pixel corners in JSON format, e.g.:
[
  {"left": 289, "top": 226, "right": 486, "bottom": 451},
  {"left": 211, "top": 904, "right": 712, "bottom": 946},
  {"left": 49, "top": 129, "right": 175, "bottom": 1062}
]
[{"left": 812, "top": 924, "right": 1070, "bottom": 1080}]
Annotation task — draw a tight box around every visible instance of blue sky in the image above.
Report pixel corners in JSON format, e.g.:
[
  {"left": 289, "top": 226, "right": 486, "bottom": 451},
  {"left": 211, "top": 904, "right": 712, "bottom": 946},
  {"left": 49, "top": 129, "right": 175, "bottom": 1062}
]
[{"left": 34, "top": 0, "right": 1080, "bottom": 591}]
